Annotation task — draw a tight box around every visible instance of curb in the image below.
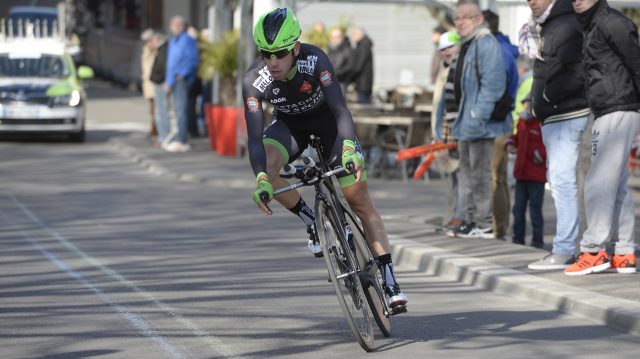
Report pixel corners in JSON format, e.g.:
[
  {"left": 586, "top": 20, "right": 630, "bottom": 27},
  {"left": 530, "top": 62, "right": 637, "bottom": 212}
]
[
  {"left": 108, "top": 138, "right": 254, "bottom": 189},
  {"left": 390, "top": 237, "right": 640, "bottom": 337},
  {"left": 108, "top": 136, "right": 640, "bottom": 338}
]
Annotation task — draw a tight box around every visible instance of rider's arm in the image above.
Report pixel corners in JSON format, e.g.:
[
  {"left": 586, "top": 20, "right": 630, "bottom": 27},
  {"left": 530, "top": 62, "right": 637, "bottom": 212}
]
[
  {"left": 242, "top": 70, "right": 268, "bottom": 177},
  {"left": 315, "top": 50, "right": 356, "bottom": 142}
]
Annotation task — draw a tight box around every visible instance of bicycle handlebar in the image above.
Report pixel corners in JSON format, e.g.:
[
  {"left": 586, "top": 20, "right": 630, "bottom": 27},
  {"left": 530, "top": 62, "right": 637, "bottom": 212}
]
[{"left": 273, "top": 166, "right": 345, "bottom": 196}]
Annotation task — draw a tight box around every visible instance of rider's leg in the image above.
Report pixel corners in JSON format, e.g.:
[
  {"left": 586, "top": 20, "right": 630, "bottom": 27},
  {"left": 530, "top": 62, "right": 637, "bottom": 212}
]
[
  {"left": 264, "top": 143, "right": 321, "bottom": 256},
  {"left": 342, "top": 180, "right": 407, "bottom": 307},
  {"left": 341, "top": 181, "right": 389, "bottom": 256},
  {"left": 264, "top": 143, "right": 299, "bottom": 208}
]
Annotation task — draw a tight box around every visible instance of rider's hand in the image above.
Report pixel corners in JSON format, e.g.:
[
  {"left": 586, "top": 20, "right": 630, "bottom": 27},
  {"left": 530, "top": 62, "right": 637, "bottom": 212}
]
[
  {"left": 251, "top": 172, "right": 273, "bottom": 215},
  {"left": 341, "top": 139, "right": 365, "bottom": 182}
]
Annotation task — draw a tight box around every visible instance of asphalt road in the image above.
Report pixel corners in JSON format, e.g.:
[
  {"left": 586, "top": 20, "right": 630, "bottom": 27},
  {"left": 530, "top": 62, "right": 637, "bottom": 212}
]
[
  {"left": 1, "top": 81, "right": 639, "bottom": 358},
  {"left": 1, "top": 136, "right": 639, "bottom": 359}
]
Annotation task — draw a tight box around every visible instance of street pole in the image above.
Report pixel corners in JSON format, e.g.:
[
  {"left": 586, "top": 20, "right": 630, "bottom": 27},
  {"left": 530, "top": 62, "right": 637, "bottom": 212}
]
[
  {"left": 236, "top": 0, "right": 254, "bottom": 109},
  {"left": 210, "top": 0, "right": 235, "bottom": 105}
]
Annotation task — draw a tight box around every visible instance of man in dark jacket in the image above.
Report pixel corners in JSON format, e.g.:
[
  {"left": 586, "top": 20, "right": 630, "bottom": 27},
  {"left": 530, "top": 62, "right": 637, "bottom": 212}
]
[
  {"left": 519, "top": 0, "right": 591, "bottom": 271},
  {"left": 349, "top": 26, "right": 374, "bottom": 103},
  {"left": 565, "top": 0, "right": 640, "bottom": 276},
  {"left": 327, "top": 27, "right": 353, "bottom": 96}
]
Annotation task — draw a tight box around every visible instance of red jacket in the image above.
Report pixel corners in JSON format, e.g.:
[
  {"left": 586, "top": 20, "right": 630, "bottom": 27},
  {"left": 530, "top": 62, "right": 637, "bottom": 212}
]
[{"left": 505, "top": 117, "right": 547, "bottom": 183}]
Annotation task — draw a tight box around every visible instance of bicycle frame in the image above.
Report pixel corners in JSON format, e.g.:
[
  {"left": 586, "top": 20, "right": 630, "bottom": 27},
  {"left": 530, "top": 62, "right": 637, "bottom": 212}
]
[{"left": 272, "top": 135, "right": 398, "bottom": 319}]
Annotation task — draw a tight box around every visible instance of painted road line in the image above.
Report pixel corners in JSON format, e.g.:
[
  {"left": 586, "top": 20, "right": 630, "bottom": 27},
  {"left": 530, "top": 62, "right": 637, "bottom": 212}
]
[
  {"left": 0, "top": 210, "right": 188, "bottom": 359},
  {"left": 4, "top": 192, "right": 242, "bottom": 359}
]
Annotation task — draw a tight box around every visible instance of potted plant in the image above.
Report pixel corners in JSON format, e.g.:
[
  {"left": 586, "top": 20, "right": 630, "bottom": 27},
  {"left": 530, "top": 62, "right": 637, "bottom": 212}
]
[{"left": 198, "top": 30, "right": 241, "bottom": 155}]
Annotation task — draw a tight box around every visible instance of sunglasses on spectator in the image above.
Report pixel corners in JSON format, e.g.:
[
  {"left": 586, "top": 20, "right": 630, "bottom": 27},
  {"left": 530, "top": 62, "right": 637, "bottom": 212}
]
[{"left": 260, "top": 48, "right": 292, "bottom": 60}]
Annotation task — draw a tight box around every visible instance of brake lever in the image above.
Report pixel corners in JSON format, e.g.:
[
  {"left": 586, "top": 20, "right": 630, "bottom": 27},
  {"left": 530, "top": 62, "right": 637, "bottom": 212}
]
[{"left": 259, "top": 192, "right": 273, "bottom": 215}]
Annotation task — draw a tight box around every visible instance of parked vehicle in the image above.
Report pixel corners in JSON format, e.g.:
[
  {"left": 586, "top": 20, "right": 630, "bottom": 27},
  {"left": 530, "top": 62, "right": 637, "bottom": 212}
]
[{"left": 0, "top": 33, "right": 93, "bottom": 142}]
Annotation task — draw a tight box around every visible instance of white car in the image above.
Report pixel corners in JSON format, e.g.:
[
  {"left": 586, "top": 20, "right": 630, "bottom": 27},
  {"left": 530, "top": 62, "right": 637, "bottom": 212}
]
[{"left": 0, "top": 38, "right": 93, "bottom": 142}]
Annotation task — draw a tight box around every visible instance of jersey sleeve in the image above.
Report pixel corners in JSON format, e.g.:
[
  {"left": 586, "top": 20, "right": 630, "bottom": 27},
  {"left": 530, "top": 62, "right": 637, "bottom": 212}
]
[
  {"left": 242, "top": 68, "right": 268, "bottom": 177},
  {"left": 314, "top": 49, "right": 356, "bottom": 143}
]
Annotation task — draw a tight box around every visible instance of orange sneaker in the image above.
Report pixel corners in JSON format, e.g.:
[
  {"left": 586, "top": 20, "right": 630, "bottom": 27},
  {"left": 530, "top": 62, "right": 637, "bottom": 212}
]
[
  {"left": 564, "top": 250, "right": 610, "bottom": 276},
  {"left": 606, "top": 254, "right": 637, "bottom": 274}
]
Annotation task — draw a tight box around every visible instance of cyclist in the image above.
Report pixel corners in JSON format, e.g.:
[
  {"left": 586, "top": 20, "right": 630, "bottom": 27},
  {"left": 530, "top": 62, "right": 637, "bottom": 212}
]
[{"left": 243, "top": 8, "right": 407, "bottom": 309}]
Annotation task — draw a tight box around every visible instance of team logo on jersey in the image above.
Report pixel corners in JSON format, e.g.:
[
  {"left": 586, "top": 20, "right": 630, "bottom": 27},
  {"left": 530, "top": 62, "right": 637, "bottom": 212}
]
[
  {"left": 246, "top": 97, "right": 260, "bottom": 112},
  {"left": 298, "top": 55, "right": 318, "bottom": 75},
  {"left": 272, "top": 88, "right": 280, "bottom": 95},
  {"left": 252, "top": 66, "right": 273, "bottom": 93},
  {"left": 270, "top": 97, "right": 287, "bottom": 104},
  {"left": 299, "top": 80, "right": 312, "bottom": 94},
  {"left": 320, "top": 70, "right": 333, "bottom": 87}
]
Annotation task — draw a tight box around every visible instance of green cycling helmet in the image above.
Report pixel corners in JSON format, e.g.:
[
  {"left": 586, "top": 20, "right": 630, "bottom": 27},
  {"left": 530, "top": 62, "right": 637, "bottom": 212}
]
[{"left": 253, "top": 8, "right": 301, "bottom": 52}]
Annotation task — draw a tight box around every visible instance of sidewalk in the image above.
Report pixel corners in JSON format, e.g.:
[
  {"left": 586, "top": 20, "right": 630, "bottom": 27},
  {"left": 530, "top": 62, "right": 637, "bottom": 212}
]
[{"left": 109, "top": 134, "right": 640, "bottom": 337}]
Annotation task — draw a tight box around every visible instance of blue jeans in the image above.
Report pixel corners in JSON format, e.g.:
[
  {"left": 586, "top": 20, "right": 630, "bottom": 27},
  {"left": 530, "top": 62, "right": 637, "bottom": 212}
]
[
  {"left": 154, "top": 84, "right": 171, "bottom": 142},
  {"left": 512, "top": 180, "right": 545, "bottom": 244},
  {"left": 171, "top": 79, "right": 189, "bottom": 144},
  {"left": 541, "top": 116, "right": 589, "bottom": 256}
]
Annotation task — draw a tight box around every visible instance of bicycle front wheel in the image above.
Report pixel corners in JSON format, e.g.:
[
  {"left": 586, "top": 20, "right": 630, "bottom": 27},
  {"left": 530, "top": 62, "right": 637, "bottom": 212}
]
[
  {"left": 316, "top": 200, "right": 374, "bottom": 351},
  {"left": 345, "top": 211, "right": 392, "bottom": 338}
]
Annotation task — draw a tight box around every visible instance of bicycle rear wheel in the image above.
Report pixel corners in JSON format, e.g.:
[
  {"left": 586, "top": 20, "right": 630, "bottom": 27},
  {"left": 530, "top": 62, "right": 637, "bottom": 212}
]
[
  {"left": 316, "top": 200, "right": 374, "bottom": 351},
  {"left": 345, "top": 210, "right": 392, "bottom": 337}
]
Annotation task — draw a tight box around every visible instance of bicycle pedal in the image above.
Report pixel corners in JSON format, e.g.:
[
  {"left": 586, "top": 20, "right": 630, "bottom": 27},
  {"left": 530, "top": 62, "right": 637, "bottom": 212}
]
[{"left": 390, "top": 305, "right": 407, "bottom": 316}]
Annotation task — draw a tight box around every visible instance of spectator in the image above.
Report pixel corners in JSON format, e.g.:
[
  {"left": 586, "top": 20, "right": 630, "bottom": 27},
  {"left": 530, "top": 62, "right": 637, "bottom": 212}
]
[
  {"left": 349, "top": 26, "right": 374, "bottom": 103},
  {"left": 140, "top": 28, "right": 158, "bottom": 141},
  {"left": 327, "top": 27, "right": 353, "bottom": 96},
  {"left": 520, "top": 0, "right": 591, "bottom": 270},
  {"left": 565, "top": 0, "right": 640, "bottom": 276},
  {"left": 148, "top": 31, "right": 174, "bottom": 147},
  {"left": 430, "top": 25, "right": 447, "bottom": 85},
  {"left": 163, "top": 15, "right": 199, "bottom": 153},
  {"left": 451, "top": 1, "right": 507, "bottom": 239},
  {"left": 512, "top": 56, "right": 534, "bottom": 133},
  {"left": 431, "top": 31, "right": 465, "bottom": 236},
  {"left": 187, "top": 25, "right": 203, "bottom": 138},
  {"left": 482, "top": 9, "right": 519, "bottom": 241},
  {"left": 505, "top": 95, "right": 547, "bottom": 248}
]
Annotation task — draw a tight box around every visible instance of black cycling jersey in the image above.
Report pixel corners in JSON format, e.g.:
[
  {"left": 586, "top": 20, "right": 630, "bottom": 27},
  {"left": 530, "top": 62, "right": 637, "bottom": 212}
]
[{"left": 242, "top": 43, "right": 357, "bottom": 176}]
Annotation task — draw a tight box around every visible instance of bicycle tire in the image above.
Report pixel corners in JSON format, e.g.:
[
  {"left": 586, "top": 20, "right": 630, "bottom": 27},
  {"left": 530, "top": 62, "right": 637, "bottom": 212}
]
[
  {"left": 316, "top": 200, "right": 374, "bottom": 351},
  {"left": 344, "top": 210, "right": 392, "bottom": 337}
]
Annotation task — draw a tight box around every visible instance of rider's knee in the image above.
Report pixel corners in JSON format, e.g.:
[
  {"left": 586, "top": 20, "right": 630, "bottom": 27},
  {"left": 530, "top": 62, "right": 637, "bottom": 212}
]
[{"left": 344, "top": 185, "right": 372, "bottom": 211}]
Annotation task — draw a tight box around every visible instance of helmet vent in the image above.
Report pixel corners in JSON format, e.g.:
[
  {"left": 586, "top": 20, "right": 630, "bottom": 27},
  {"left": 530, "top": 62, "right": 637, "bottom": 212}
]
[{"left": 263, "top": 8, "right": 287, "bottom": 44}]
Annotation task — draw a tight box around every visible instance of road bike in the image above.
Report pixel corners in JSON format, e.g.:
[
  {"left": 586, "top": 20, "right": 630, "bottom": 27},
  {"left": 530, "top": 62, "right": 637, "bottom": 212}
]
[{"left": 261, "top": 134, "right": 406, "bottom": 351}]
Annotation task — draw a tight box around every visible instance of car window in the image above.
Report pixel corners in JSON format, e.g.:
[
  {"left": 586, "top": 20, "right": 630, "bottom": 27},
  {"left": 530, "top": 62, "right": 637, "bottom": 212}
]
[{"left": 0, "top": 54, "right": 69, "bottom": 78}]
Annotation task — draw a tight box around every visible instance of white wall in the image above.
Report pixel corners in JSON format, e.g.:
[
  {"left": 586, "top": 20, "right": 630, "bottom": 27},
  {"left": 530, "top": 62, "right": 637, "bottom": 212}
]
[
  {"left": 163, "top": 0, "right": 190, "bottom": 33},
  {"left": 497, "top": 3, "right": 532, "bottom": 45},
  {"left": 295, "top": 3, "right": 439, "bottom": 91}
]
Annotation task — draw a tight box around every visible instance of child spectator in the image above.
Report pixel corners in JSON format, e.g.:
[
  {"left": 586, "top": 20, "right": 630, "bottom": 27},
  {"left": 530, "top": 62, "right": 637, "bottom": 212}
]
[{"left": 505, "top": 95, "right": 547, "bottom": 248}]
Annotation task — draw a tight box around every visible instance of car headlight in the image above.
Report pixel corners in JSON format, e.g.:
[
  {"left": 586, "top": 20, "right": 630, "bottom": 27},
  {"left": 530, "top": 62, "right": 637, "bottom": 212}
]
[
  {"left": 69, "top": 90, "right": 81, "bottom": 106},
  {"left": 52, "top": 90, "right": 81, "bottom": 107}
]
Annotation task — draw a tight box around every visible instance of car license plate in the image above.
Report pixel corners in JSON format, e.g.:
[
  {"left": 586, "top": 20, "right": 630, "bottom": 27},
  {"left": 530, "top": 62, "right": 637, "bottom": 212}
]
[{"left": 2, "top": 107, "right": 40, "bottom": 118}]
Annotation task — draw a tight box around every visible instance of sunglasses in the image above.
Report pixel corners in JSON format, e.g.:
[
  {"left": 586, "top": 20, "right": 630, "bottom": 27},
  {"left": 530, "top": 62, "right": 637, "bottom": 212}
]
[{"left": 260, "top": 48, "right": 292, "bottom": 60}]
